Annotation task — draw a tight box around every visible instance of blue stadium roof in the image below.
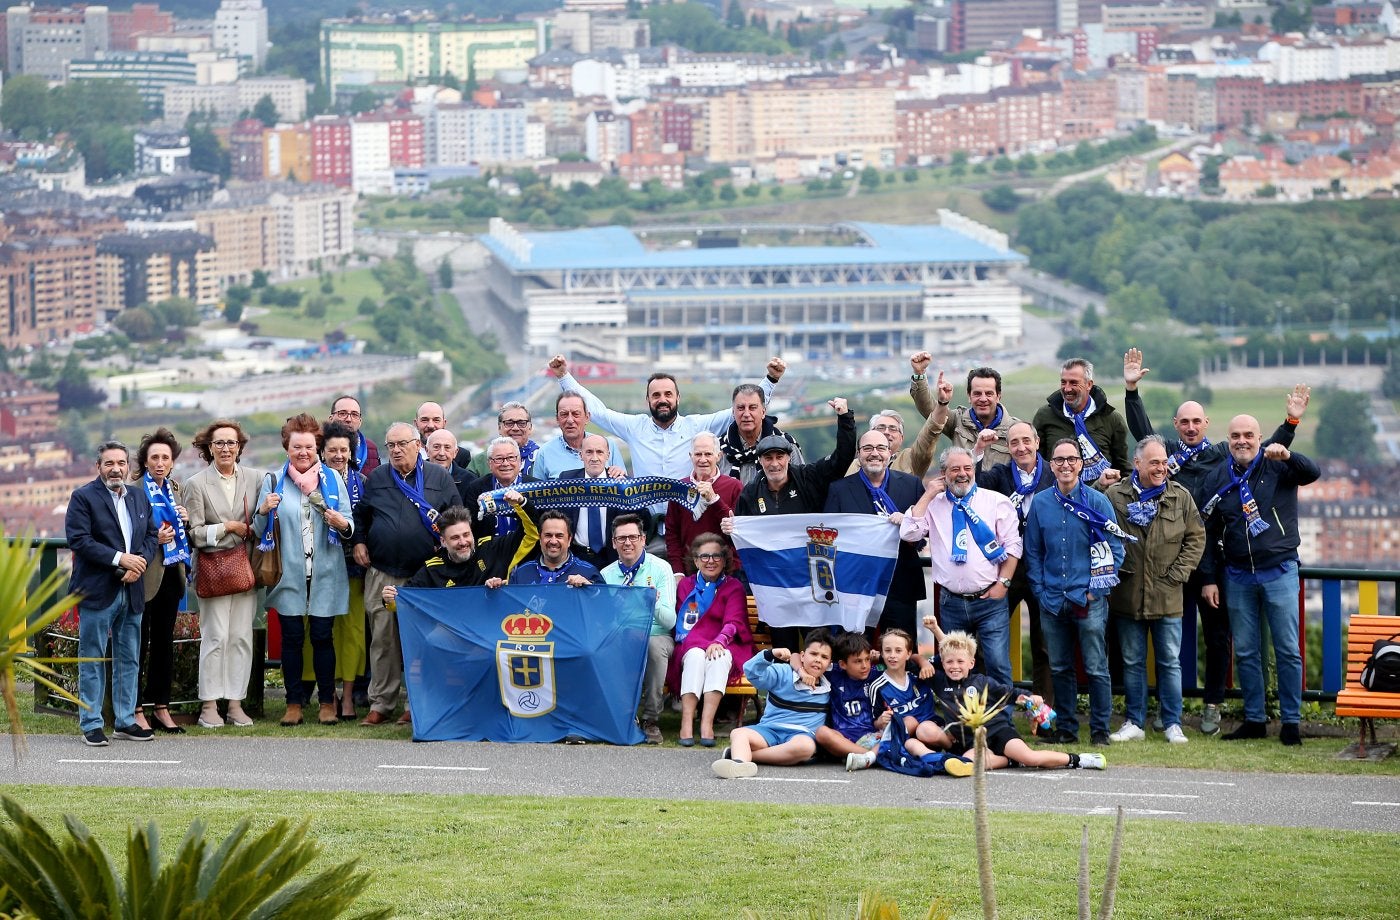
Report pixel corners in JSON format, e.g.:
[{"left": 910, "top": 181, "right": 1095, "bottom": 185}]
[{"left": 481, "top": 222, "right": 1026, "bottom": 272}]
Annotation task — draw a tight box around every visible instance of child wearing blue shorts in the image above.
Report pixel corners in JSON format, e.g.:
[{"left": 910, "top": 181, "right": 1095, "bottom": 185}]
[
  {"left": 816, "top": 632, "right": 883, "bottom": 767},
  {"left": 712, "top": 630, "right": 833, "bottom": 779}
]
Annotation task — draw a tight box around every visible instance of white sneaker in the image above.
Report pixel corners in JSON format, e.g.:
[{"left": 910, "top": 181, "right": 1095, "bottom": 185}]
[
  {"left": 1109, "top": 722, "right": 1146, "bottom": 742},
  {"left": 1077, "top": 752, "right": 1107, "bottom": 770},
  {"left": 845, "top": 750, "right": 877, "bottom": 772},
  {"left": 1164, "top": 724, "right": 1189, "bottom": 744},
  {"left": 712, "top": 758, "right": 759, "bottom": 779}
]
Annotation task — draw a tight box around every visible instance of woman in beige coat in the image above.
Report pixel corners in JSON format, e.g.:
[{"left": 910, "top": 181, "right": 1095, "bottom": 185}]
[{"left": 182, "top": 418, "right": 263, "bottom": 728}]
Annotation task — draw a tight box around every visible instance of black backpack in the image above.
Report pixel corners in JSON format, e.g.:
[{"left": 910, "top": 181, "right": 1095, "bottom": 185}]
[{"left": 1359, "top": 633, "right": 1400, "bottom": 693}]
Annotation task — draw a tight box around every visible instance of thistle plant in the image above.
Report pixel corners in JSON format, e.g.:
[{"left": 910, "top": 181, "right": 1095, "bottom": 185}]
[{"left": 955, "top": 684, "right": 1010, "bottom": 920}]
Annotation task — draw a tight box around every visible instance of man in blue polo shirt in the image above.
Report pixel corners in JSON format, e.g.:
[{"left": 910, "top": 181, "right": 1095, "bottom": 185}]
[{"left": 495, "top": 510, "right": 604, "bottom": 587}]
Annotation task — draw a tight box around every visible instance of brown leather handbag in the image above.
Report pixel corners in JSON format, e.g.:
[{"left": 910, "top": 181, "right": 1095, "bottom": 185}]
[
  {"left": 250, "top": 474, "right": 283, "bottom": 589},
  {"left": 194, "top": 496, "right": 255, "bottom": 599}
]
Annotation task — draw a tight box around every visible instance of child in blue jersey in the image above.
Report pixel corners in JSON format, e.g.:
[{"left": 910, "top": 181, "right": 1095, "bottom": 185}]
[
  {"left": 712, "top": 630, "right": 834, "bottom": 779},
  {"left": 924, "top": 624, "right": 1105, "bottom": 772},
  {"left": 816, "top": 632, "right": 883, "bottom": 767},
  {"left": 856, "top": 628, "right": 973, "bottom": 776}
]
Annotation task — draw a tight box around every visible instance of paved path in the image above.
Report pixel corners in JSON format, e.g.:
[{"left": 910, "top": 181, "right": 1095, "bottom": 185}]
[{"left": 7, "top": 734, "right": 1398, "bottom": 834}]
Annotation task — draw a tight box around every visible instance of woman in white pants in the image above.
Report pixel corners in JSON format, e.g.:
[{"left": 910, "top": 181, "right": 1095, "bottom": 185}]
[
  {"left": 183, "top": 419, "right": 262, "bottom": 728},
  {"left": 667, "top": 535, "right": 754, "bottom": 747}
]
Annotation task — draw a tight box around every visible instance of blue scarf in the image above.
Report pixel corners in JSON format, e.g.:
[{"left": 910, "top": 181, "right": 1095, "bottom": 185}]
[
  {"left": 1203, "top": 450, "right": 1268, "bottom": 537},
  {"left": 858, "top": 468, "right": 898, "bottom": 516},
  {"left": 143, "top": 472, "right": 190, "bottom": 566},
  {"left": 353, "top": 431, "right": 369, "bottom": 471},
  {"left": 617, "top": 555, "right": 644, "bottom": 586},
  {"left": 519, "top": 440, "right": 539, "bottom": 476},
  {"left": 1010, "top": 456, "right": 1045, "bottom": 521},
  {"left": 970, "top": 404, "right": 1004, "bottom": 434},
  {"left": 1051, "top": 484, "right": 1136, "bottom": 590},
  {"left": 948, "top": 485, "right": 1007, "bottom": 565},
  {"left": 536, "top": 553, "right": 577, "bottom": 585},
  {"left": 677, "top": 573, "right": 722, "bottom": 643},
  {"left": 1064, "top": 396, "right": 1110, "bottom": 482},
  {"left": 391, "top": 458, "right": 441, "bottom": 541},
  {"left": 344, "top": 467, "right": 364, "bottom": 508},
  {"left": 1167, "top": 438, "right": 1210, "bottom": 476},
  {"left": 489, "top": 476, "right": 522, "bottom": 539},
  {"left": 1126, "top": 471, "right": 1168, "bottom": 526},
  {"left": 258, "top": 463, "right": 344, "bottom": 550}
]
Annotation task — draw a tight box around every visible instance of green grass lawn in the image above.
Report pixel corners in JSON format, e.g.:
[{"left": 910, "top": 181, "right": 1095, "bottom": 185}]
[
  {"left": 240, "top": 269, "right": 384, "bottom": 341},
  {"left": 2, "top": 785, "right": 1395, "bottom": 919}
]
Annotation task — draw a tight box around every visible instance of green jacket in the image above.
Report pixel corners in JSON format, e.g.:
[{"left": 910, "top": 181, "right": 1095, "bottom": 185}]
[
  {"left": 1105, "top": 479, "right": 1205, "bottom": 620},
  {"left": 1031, "top": 385, "right": 1131, "bottom": 476}
]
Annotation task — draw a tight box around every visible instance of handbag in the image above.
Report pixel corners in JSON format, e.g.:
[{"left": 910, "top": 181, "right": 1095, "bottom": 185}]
[
  {"left": 251, "top": 473, "right": 283, "bottom": 589},
  {"left": 194, "top": 496, "right": 254, "bottom": 599}
]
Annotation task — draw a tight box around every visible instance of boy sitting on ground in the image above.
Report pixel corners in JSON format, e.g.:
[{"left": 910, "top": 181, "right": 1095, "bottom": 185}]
[
  {"left": 850, "top": 628, "right": 972, "bottom": 776},
  {"left": 713, "top": 630, "right": 833, "bottom": 779},
  {"left": 816, "top": 633, "right": 886, "bottom": 769},
  {"left": 924, "top": 622, "right": 1105, "bottom": 772}
]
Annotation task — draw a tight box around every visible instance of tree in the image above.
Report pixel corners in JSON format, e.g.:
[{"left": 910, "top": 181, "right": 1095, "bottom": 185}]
[
  {"left": 349, "top": 89, "right": 378, "bottom": 115},
  {"left": 0, "top": 75, "right": 50, "bottom": 136},
  {"left": 992, "top": 155, "right": 1015, "bottom": 174},
  {"left": 55, "top": 353, "right": 103, "bottom": 410},
  {"left": 437, "top": 258, "right": 454, "bottom": 289},
  {"left": 223, "top": 298, "right": 245, "bottom": 324},
  {"left": 981, "top": 185, "right": 1023, "bottom": 212},
  {"left": 719, "top": 184, "right": 737, "bottom": 202},
  {"left": 251, "top": 93, "right": 280, "bottom": 127},
  {"left": 113, "top": 307, "right": 159, "bottom": 341},
  {"left": 1314, "top": 389, "right": 1378, "bottom": 462},
  {"left": 859, "top": 166, "right": 880, "bottom": 190},
  {"left": 251, "top": 269, "right": 269, "bottom": 288}
]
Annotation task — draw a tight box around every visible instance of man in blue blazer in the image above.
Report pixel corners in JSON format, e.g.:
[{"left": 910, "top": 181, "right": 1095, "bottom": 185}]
[
  {"left": 65, "top": 440, "right": 160, "bottom": 747},
  {"left": 824, "top": 428, "right": 926, "bottom": 637},
  {"left": 559, "top": 434, "right": 649, "bottom": 569}
]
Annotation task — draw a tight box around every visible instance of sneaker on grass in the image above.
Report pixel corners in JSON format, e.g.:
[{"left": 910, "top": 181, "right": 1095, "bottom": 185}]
[
  {"left": 1200, "top": 704, "right": 1221, "bottom": 735},
  {"left": 1163, "top": 724, "right": 1189, "bottom": 744},
  {"left": 1109, "top": 721, "right": 1145, "bottom": 743}
]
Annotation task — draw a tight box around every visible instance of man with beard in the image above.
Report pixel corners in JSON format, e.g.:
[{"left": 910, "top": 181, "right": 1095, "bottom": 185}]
[
  {"left": 665, "top": 432, "right": 743, "bottom": 575},
  {"left": 497, "top": 510, "right": 604, "bottom": 587},
  {"left": 330, "top": 394, "right": 379, "bottom": 475},
  {"left": 382, "top": 499, "right": 538, "bottom": 601},
  {"left": 977, "top": 422, "right": 1056, "bottom": 703},
  {"left": 531, "top": 392, "right": 626, "bottom": 481},
  {"left": 718, "top": 382, "right": 805, "bottom": 485},
  {"left": 1198, "top": 415, "right": 1319, "bottom": 746},
  {"left": 901, "top": 447, "right": 1022, "bottom": 685},
  {"left": 468, "top": 402, "right": 540, "bottom": 478},
  {"left": 1104, "top": 435, "right": 1205, "bottom": 746},
  {"left": 923, "top": 362, "right": 1021, "bottom": 472},
  {"left": 1032, "top": 358, "right": 1128, "bottom": 486},
  {"left": 825, "top": 429, "right": 926, "bottom": 637},
  {"left": 1122, "top": 347, "right": 1308, "bottom": 735}
]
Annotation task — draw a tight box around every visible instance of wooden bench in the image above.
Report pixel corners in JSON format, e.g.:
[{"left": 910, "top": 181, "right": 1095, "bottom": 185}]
[
  {"left": 725, "top": 597, "right": 772, "bottom": 726},
  {"left": 1334, "top": 615, "right": 1400, "bottom": 757}
]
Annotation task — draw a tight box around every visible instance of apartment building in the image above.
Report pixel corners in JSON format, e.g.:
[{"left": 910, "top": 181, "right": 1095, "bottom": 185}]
[
  {"left": 430, "top": 103, "right": 534, "bottom": 165},
  {"left": 190, "top": 198, "right": 277, "bottom": 286},
  {"left": 94, "top": 230, "right": 219, "bottom": 315},
  {"left": 214, "top": 0, "right": 267, "bottom": 69},
  {"left": 311, "top": 116, "right": 353, "bottom": 187},
  {"left": 163, "top": 76, "right": 309, "bottom": 125},
  {"left": 5, "top": 3, "right": 109, "bottom": 79},
  {"left": 108, "top": 3, "right": 173, "bottom": 50},
  {"left": 319, "top": 16, "right": 539, "bottom": 87},
  {"left": 0, "top": 236, "right": 97, "bottom": 350},
  {"left": 705, "top": 77, "right": 899, "bottom": 165}
]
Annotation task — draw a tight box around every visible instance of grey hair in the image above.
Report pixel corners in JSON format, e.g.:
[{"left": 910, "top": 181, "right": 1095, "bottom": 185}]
[
  {"left": 691, "top": 431, "right": 720, "bottom": 452},
  {"left": 1061, "top": 357, "right": 1095, "bottom": 380},
  {"left": 731, "top": 382, "right": 766, "bottom": 404},
  {"left": 385, "top": 421, "right": 418, "bottom": 442},
  {"left": 1134, "top": 433, "right": 1167, "bottom": 459},
  {"left": 487, "top": 436, "right": 520, "bottom": 458},
  {"left": 96, "top": 439, "right": 128, "bottom": 459},
  {"left": 870, "top": 409, "right": 905, "bottom": 432},
  {"left": 939, "top": 446, "right": 975, "bottom": 470},
  {"left": 497, "top": 401, "right": 530, "bottom": 423}
]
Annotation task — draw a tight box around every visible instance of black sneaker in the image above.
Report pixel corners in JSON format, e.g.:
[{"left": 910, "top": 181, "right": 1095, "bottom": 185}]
[
  {"left": 1279, "top": 723, "right": 1302, "bottom": 746},
  {"left": 1223, "top": 720, "right": 1268, "bottom": 741},
  {"left": 1090, "top": 731, "right": 1111, "bottom": 747},
  {"left": 83, "top": 728, "right": 109, "bottom": 747},
  {"left": 113, "top": 724, "right": 154, "bottom": 742}
]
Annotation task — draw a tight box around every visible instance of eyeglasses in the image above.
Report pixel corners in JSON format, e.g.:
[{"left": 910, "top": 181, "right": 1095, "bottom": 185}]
[
  {"left": 332, "top": 409, "right": 362, "bottom": 419},
  {"left": 614, "top": 534, "right": 643, "bottom": 544},
  {"left": 871, "top": 424, "right": 902, "bottom": 433},
  {"left": 695, "top": 552, "right": 725, "bottom": 562},
  {"left": 858, "top": 445, "right": 890, "bottom": 454},
  {"left": 489, "top": 456, "right": 519, "bottom": 465},
  {"left": 385, "top": 439, "right": 418, "bottom": 451},
  {"left": 1050, "top": 456, "right": 1082, "bottom": 466},
  {"left": 212, "top": 440, "right": 239, "bottom": 449},
  {"left": 500, "top": 418, "right": 530, "bottom": 428}
]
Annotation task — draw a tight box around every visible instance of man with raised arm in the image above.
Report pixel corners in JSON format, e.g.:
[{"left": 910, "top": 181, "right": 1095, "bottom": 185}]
[
  {"left": 1122, "top": 348, "right": 1309, "bottom": 733},
  {"left": 1032, "top": 358, "right": 1129, "bottom": 486},
  {"left": 718, "top": 382, "right": 805, "bottom": 485},
  {"left": 920, "top": 360, "right": 1021, "bottom": 472}
]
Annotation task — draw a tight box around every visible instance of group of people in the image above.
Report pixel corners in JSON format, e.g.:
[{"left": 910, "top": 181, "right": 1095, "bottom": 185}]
[{"left": 65, "top": 347, "right": 1317, "bottom": 769}]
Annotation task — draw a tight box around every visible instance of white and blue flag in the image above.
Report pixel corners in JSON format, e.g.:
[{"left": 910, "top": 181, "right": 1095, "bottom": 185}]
[{"left": 732, "top": 513, "right": 901, "bottom": 632}]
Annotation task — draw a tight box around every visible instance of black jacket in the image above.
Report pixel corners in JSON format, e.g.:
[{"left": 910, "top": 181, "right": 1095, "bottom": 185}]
[
  {"left": 352, "top": 461, "right": 462, "bottom": 578},
  {"left": 405, "top": 525, "right": 537, "bottom": 588},
  {"left": 462, "top": 472, "right": 541, "bottom": 542},
  {"left": 1197, "top": 449, "right": 1320, "bottom": 582},
  {"left": 824, "top": 469, "right": 926, "bottom": 603},
  {"left": 736, "top": 412, "right": 857, "bottom": 516}
]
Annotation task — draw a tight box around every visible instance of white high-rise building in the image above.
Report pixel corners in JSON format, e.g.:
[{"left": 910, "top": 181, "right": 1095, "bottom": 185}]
[{"left": 215, "top": 0, "right": 268, "bottom": 70}]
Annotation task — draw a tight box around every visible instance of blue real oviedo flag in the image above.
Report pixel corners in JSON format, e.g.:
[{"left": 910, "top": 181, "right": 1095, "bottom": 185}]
[
  {"left": 731, "top": 513, "right": 900, "bottom": 633},
  {"left": 396, "top": 584, "right": 656, "bottom": 744}
]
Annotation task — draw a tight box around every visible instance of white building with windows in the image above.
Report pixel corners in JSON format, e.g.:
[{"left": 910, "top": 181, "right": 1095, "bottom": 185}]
[{"left": 214, "top": 0, "right": 268, "bottom": 70}]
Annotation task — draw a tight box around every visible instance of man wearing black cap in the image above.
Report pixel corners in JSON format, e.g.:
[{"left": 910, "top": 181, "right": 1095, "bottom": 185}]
[{"left": 723, "top": 397, "right": 856, "bottom": 648}]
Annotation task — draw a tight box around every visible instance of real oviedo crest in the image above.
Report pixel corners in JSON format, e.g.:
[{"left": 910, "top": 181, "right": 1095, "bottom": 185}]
[
  {"left": 806, "top": 523, "right": 839, "bottom": 606},
  {"left": 497, "top": 612, "right": 556, "bottom": 718}
]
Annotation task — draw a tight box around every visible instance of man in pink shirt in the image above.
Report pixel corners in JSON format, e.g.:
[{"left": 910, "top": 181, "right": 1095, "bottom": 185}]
[{"left": 900, "top": 447, "right": 1022, "bottom": 684}]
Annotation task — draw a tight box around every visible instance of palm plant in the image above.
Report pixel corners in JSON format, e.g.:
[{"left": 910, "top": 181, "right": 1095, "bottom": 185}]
[
  {"left": 0, "top": 528, "right": 87, "bottom": 759},
  {"left": 0, "top": 794, "right": 391, "bottom": 920}
]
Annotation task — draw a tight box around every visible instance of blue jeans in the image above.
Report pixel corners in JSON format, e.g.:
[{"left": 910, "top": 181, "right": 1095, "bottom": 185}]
[
  {"left": 77, "top": 592, "right": 143, "bottom": 733},
  {"left": 937, "top": 590, "right": 1011, "bottom": 687},
  {"left": 1039, "top": 594, "right": 1111, "bottom": 736},
  {"left": 1226, "top": 563, "right": 1301, "bottom": 724},
  {"left": 1118, "top": 617, "right": 1183, "bottom": 729}
]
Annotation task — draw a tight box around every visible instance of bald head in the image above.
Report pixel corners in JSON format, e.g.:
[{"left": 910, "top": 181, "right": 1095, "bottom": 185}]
[
  {"left": 426, "top": 428, "right": 457, "bottom": 468},
  {"left": 580, "top": 433, "right": 609, "bottom": 476},
  {"left": 1173, "top": 400, "right": 1209, "bottom": 447},
  {"left": 1006, "top": 421, "right": 1040, "bottom": 471},
  {"left": 1226, "top": 414, "right": 1262, "bottom": 466},
  {"left": 416, "top": 402, "right": 446, "bottom": 439}
]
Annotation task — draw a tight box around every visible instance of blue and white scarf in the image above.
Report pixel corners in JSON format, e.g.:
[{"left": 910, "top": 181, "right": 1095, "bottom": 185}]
[
  {"left": 948, "top": 485, "right": 1007, "bottom": 565},
  {"left": 391, "top": 458, "right": 440, "bottom": 541},
  {"left": 1010, "top": 456, "right": 1045, "bottom": 521},
  {"left": 1202, "top": 450, "right": 1269, "bottom": 537},
  {"left": 344, "top": 467, "right": 364, "bottom": 508},
  {"left": 353, "top": 431, "right": 369, "bottom": 471},
  {"left": 677, "top": 573, "right": 723, "bottom": 643},
  {"left": 1064, "top": 396, "right": 1110, "bottom": 482},
  {"left": 143, "top": 472, "right": 190, "bottom": 566},
  {"left": 519, "top": 439, "right": 539, "bottom": 476},
  {"left": 858, "top": 468, "right": 898, "bottom": 516},
  {"left": 617, "top": 556, "right": 645, "bottom": 586},
  {"left": 536, "top": 554, "right": 578, "bottom": 585},
  {"left": 1051, "top": 484, "right": 1136, "bottom": 590},
  {"left": 258, "top": 463, "right": 344, "bottom": 551},
  {"left": 1125, "top": 471, "right": 1167, "bottom": 526},
  {"left": 1167, "top": 438, "right": 1210, "bottom": 477}
]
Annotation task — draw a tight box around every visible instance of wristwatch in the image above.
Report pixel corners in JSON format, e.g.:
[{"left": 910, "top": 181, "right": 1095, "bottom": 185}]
[{"left": 998, "top": 577, "right": 1012, "bottom": 588}]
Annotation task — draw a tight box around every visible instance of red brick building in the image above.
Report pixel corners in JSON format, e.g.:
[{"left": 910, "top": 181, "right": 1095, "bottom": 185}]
[
  {"left": 312, "top": 116, "right": 353, "bottom": 187},
  {"left": 108, "top": 3, "right": 174, "bottom": 50}
]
